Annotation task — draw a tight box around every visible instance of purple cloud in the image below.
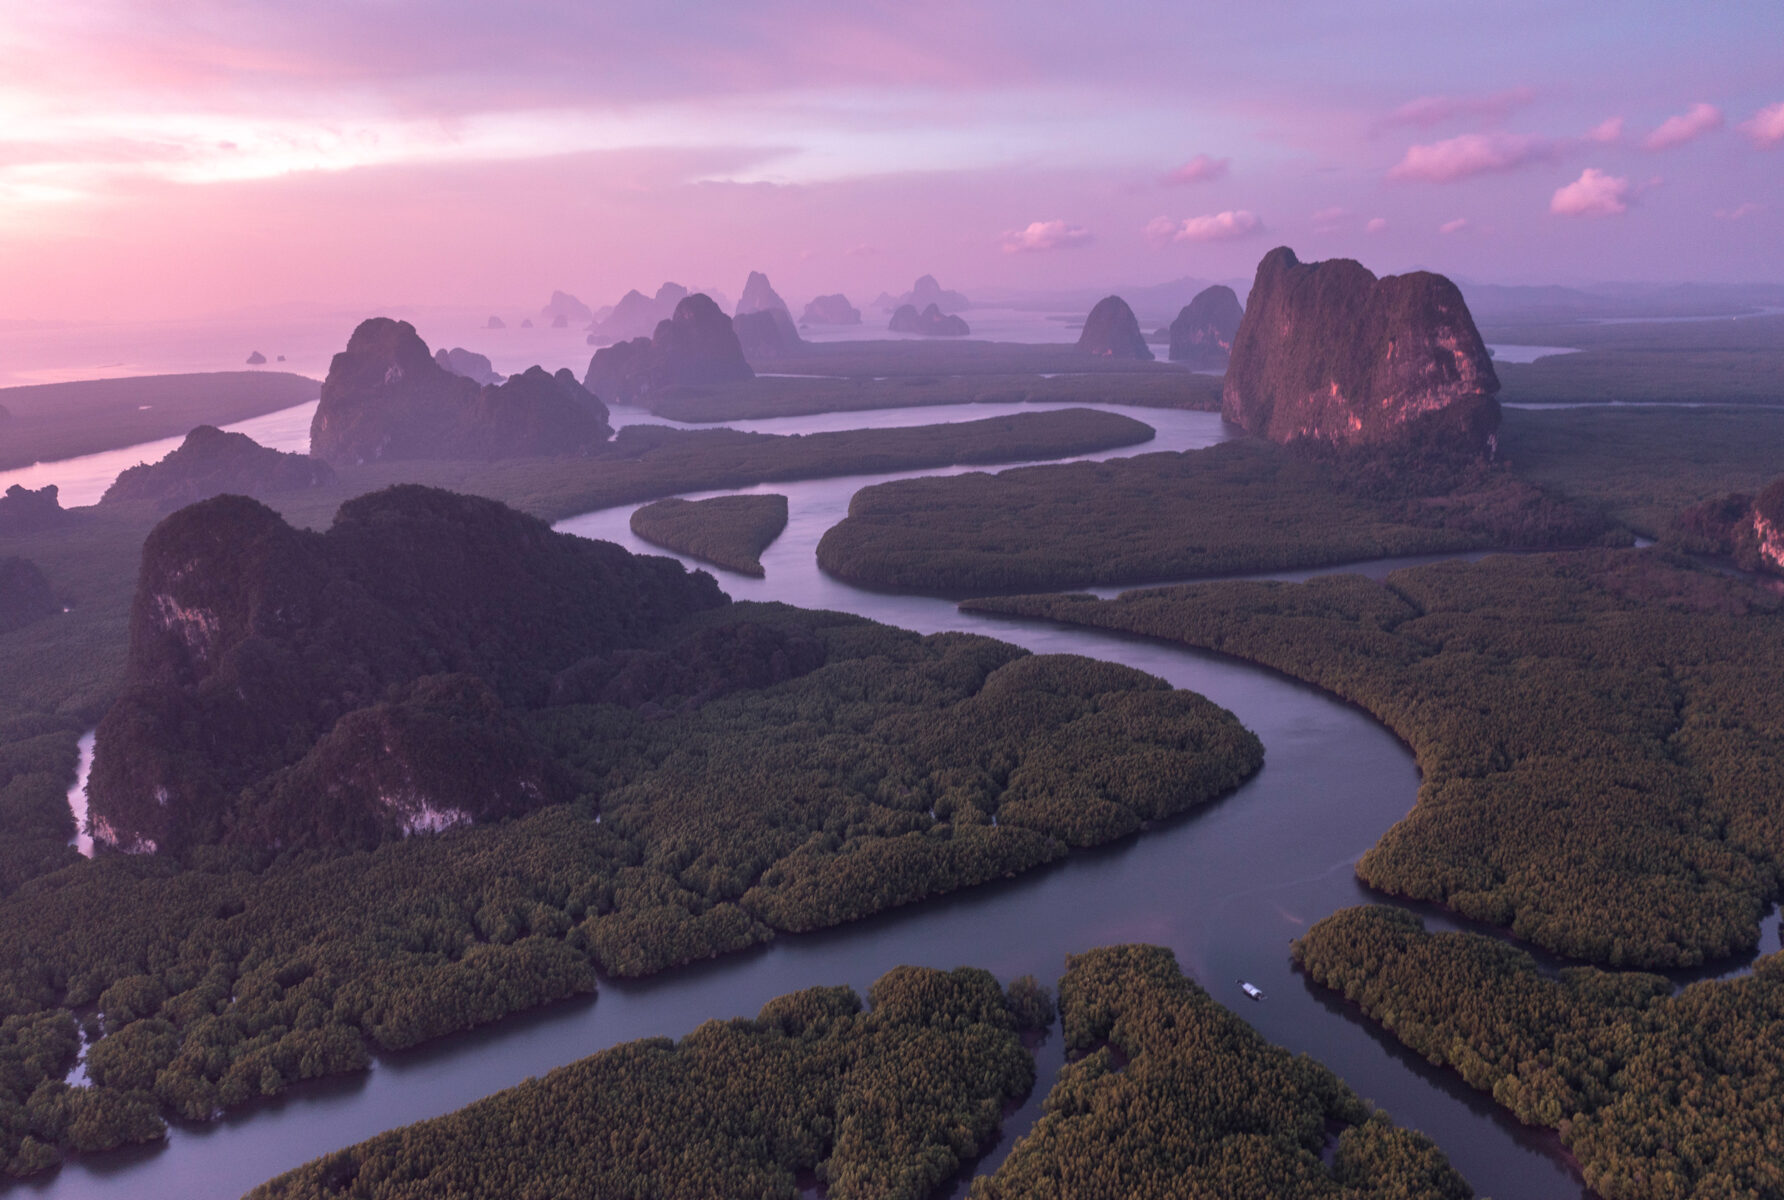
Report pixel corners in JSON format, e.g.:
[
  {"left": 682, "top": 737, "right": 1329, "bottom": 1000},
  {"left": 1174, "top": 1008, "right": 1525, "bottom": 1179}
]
[
  {"left": 1551, "top": 168, "right": 1632, "bottom": 216},
  {"left": 1643, "top": 103, "right": 1723, "bottom": 151},
  {"left": 1585, "top": 117, "right": 1624, "bottom": 143},
  {"left": 1378, "top": 88, "right": 1535, "bottom": 130},
  {"left": 1001, "top": 219, "right": 1091, "bottom": 253},
  {"left": 1739, "top": 102, "right": 1784, "bottom": 147},
  {"left": 1387, "top": 132, "right": 1554, "bottom": 182},
  {"left": 1170, "top": 210, "right": 1263, "bottom": 242},
  {"left": 1163, "top": 154, "right": 1230, "bottom": 185},
  {"left": 1438, "top": 217, "right": 1469, "bottom": 234}
]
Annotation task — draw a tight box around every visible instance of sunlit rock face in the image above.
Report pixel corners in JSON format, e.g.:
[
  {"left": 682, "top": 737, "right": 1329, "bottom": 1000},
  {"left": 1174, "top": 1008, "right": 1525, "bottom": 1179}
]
[
  {"left": 584, "top": 294, "right": 754, "bottom": 402},
  {"left": 1076, "top": 296, "right": 1153, "bottom": 360},
  {"left": 1222, "top": 247, "right": 1500, "bottom": 453},
  {"left": 87, "top": 487, "right": 725, "bottom": 854},
  {"left": 1169, "top": 285, "right": 1244, "bottom": 369},
  {"left": 312, "top": 318, "right": 610, "bottom": 465},
  {"left": 1751, "top": 481, "right": 1784, "bottom": 574}
]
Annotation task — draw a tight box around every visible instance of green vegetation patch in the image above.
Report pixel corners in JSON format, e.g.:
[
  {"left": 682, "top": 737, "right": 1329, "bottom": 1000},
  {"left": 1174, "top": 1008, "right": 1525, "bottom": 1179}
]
[
  {"left": 644, "top": 371, "right": 1222, "bottom": 422},
  {"left": 972, "top": 945, "right": 1473, "bottom": 1200},
  {"left": 251, "top": 966, "right": 1035, "bottom": 1200},
  {"left": 631, "top": 493, "right": 789, "bottom": 577},
  {"left": 0, "top": 604, "right": 1260, "bottom": 1174},
  {"left": 819, "top": 440, "right": 1614, "bottom": 594},
  {"left": 1499, "top": 406, "right": 1784, "bottom": 538},
  {"left": 1497, "top": 349, "right": 1784, "bottom": 407},
  {"left": 967, "top": 549, "right": 1784, "bottom": 968},
  {"left": 1296, "top": 906, "right": 1784, "bottom": 1200},
  {"left": 0, "top": 373, "right": 319, "bottom": 470}
]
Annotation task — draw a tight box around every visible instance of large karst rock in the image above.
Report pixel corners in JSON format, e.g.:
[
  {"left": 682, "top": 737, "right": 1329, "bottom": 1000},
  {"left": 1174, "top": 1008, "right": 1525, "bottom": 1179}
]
[
  {"left": 734, "top": 308, "right": 805, "bottom": 360},
  {"left": 541, "top": 290, "right": 594, "bottom": 324},
  {"left": 310, "top": 318, "right": 611, "bottom": 464},
  {"left": 588, "top": 282, "right": 689, "bottom": 343},
  {"left": 87, "top": 486, "right": 728, "bottom": 854},
  {"left": 0, "top": 485, "right": 66, "bottom": 535},
  {"left": 583, "top": 293, "right": 754, "bottom": 402},
  {"left": 1222, "top": 247, "right": 1500, "bottom": 452},
  {"left": 102, "top": 426, "right": 335, "bottom": 509},
  {"left": 800, "top": 294, "right": 861, "bottom": 326},
  {"left": 1076, "top": 296, "right": 1153, "bottom": 360},
  {"left": 901, "top": 275, "right": 970, "bottom": 312},
  {"left": 1675, "top": 478, "right": 1784, "bottom": 576},
  {"left": 889, "top": 303, "right": 970, "bottom": 337},
  {"left": 735, "top": 271, "right": 792, "bottom": 320},
  {"left": 433, "top": 346, "right": 504, "bottom": 385},
  {"left": 1168, "top": 285, "right": 1244, "bottom": 369},
  {"left": 0, "top": 557, "right": 56, "bottom": 634}
]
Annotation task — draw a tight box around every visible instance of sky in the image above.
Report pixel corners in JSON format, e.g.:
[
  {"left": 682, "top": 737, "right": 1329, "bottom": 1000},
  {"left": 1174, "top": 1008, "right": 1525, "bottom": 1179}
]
[{"left": 2, "top": 1, "right": 1781, "bottom": 321}]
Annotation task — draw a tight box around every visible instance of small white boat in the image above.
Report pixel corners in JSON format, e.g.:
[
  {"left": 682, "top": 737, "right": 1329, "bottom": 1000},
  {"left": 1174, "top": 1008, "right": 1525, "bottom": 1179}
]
[{"left": 1239, "top": 981, "right": 1264, "bottom": 1000}]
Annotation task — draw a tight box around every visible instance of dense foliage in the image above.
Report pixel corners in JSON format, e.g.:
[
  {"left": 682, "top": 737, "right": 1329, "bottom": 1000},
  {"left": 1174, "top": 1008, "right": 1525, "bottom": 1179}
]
[
  {"left": 642, "top": 369, "right": 1221, "bottom": 423},
  {"left": 746, "top": 338, "right": 1203, "bottom": 380},
  {"left": 0, "top": 603, "right": 1260, "bottom": 1175},
  {"left": 631, "top": 493, "right": 789, "bottom": 576},
  {"left": 0, "top": 556, "right": 57, "bottom": 635},
  {"left": 968, "top": 549, "right": 1784, "bottom": 967},
  {"left": 1296, "top": 907, "right": 1784, "bottom": 1200},
  {"left": 820, "top": 439, "right": 1615, "bottom": 594},
  {"left": 1496, "top": 350, "right": 1784, "bottom": 406},
  {"left": 1498, "top": 407, "right": 1784, "bottom": 538},
  {"left": 251, "top": 966, "right": 1034, "bottom": 1200},
  {"left": 972, "top": 945, "right": 1473, "bottom": 1199},
  {"left": 0, "top": 372, "right": 319, "bottom": 471}
]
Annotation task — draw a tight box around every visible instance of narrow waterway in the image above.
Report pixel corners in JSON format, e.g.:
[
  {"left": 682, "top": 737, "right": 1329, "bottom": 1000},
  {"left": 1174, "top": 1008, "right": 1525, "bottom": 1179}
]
[{"left": 28, "top": 404, "right": 1644, "bottom": 1200}]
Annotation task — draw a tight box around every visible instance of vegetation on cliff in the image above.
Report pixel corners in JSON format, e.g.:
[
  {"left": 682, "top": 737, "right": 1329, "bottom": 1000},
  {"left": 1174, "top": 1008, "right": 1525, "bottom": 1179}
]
[
  {"left": 250, "top": 966, "right": 1034, "bottom": 1200},
  {"left": 819, "top": 439, "right": 1615, "bottom": 594},
  {"left": 966, "top": 549, "right": 1784, "bottom": 968},
  {"left": 1296, "top": 907, "right": 1784, "bottom": 1200},
  {"left": 972, "top": 945, "right": 1473, "bottom": 1200},
  {"left": 631, "top": 493, "right": 789, "bottom": 576}
]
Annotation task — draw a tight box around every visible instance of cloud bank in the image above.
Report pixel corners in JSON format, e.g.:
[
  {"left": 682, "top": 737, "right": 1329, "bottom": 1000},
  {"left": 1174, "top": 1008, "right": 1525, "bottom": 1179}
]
[{"left": 1551, "top": 168, "right": 1631, "bottom": 216}]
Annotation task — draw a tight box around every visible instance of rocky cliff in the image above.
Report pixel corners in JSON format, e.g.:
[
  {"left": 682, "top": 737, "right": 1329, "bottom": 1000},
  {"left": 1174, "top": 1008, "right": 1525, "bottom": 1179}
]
[
  {"left": 87, "top": 486, "right": 728, "bottom": 854},
  {"left": 541, "top": 290, "right": 594, "bottom": 324},
  {"left": 310, "top": 319, "right": 611, "bottom": 464},
  {"left": 1076, "top": 296, "right": 1153, "bottom": 360},
  {"left": 1675, "top": 478, "right": 1784, "bottom": 575},
  {"left": 800, "top": 294, "right": 861, "bottom": 325},
  {"left": 1168, "top": 285, "right": 1244, "bottom": 369},
  {"left": 433, "top": 346, "right": 504, "bottom": 385},
  {"left": 589, "top": 283, "right": 689, "bottom": 343},
  {"left": 583, "top": 294, "right": 754, "bottom": 402},
  {"left": 735, "top": 271, "right": 791, "bottom": 319},
  {"left": 0, "top": 557, "right": 56, "bottom": 634},
  {"left": 102, "top": 426, "right": 335, "bottom": 509},
  {"left": 1222, "top": 247, "right": 1500, "bottom": 452},
  {"left": 735, "top": 308, "right": 805, "bottom": 360},
  {"left": 0, "top": 485, "right": 66, "bottom": 535},
  {"left": 901, "top": 275, "right": 970, "bottom": 312},
  {"left": 889, "top": 303, "right": 971, "bottom": 337}
]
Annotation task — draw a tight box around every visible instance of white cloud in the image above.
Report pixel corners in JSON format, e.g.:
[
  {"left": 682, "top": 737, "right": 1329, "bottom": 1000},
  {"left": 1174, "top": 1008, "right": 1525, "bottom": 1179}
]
[
  {"left": 1388, "top": 132, "right": 1553, "bottom": 182},
  {"left": 1163, "top": 154, "right": 1230, "bottom": 185},
  {"left": 1739, "top": 102, "right": 1784, "bottom": 147},
  {"left": 1643, "top": 103, "right": 1723, "bottom": 151}
]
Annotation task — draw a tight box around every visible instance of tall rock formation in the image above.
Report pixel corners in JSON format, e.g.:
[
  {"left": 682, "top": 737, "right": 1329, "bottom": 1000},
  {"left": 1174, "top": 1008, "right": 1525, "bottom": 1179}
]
[
  {"left": 589, "top": 283, "right": 689, "bottom": 343},
  {"left": 0, "top": 557, "right": 56, "bottom": 634},
  {"left": 735, "top": 271, "right": 792, "bottom": 320},
  {"left": 433, "top": 346, "right": 504, "bottom": 385},
  {"left": 1076, "top": 296, "right": 1153, "bottom": 360},
  {"left": 102, "top": 426, "right": 335, "bottom": 509},
  {"left": 901, "top": 275, "right": 970, "bottom": 312},
  {"left": 0, "top": 485, "right": 66, "bottom": 535},
  {"left": 734, "top": 308, "right": 804, "bottom": 360},
  {"left": 1222, "top": 247, "right": 1500, "bottom": 452},
  {"left": 800, "top": 294, "right": 861, "bottom": 325},
  {"left": 310, "top": 319, "right": 611, "bottom": 464},
  {"left": 583, "top": 294, "right": 754, "bottom": 402},
  {"left": 1675, "top": 477, "right": 1784, "bottom": 576},
  {"left": 87, "top": 486, "right": 727, "bottom": 854},
  {"left": 540, "top": 290, "right": 594, "bottom": 324},
  {"left": 1168, "top": 285, "right": 1244, "bottom": 369}
]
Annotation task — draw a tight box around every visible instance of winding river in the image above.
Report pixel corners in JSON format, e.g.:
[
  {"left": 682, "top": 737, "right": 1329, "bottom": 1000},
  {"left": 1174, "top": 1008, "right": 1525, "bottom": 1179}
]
[{"left": 31, "top": 401, "right": 1780, "bottom": 1199}]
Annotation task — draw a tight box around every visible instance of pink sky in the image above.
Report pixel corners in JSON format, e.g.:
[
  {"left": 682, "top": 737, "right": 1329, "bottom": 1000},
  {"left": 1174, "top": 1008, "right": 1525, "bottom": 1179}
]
[{"left": 2, "top": 2, "right": 1781, "bottom": 321}]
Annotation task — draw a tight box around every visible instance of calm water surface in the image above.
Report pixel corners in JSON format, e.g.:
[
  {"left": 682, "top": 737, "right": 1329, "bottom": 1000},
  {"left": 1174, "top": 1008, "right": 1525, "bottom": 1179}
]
[{"left": 36, "top": 405, "right": 1664, "bottom": 1200}]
